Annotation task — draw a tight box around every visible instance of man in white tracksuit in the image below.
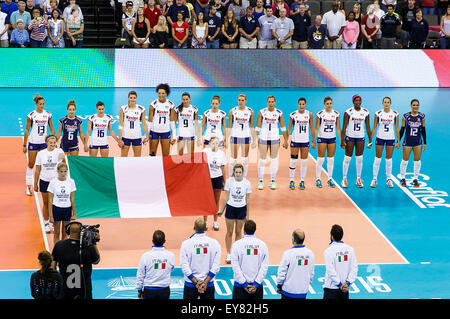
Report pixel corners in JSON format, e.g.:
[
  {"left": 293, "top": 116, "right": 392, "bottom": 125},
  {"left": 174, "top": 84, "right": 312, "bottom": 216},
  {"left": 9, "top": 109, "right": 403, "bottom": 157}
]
[
  {"left": 276, "top": 229, "right": 315, "bottom": 299},
  {"left": 231, "top": 220, "right": 269, "bottom": 299},
  {"left": 180, "top": 218, "right": 221, "bottom": 299},
  {"left": 323, "top": 224, "right": 358, "bottom": 299}
]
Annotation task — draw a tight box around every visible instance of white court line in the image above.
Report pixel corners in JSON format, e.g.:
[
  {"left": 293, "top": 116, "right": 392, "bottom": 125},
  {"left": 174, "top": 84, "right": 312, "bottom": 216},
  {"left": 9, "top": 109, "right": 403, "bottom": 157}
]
[
  {"left": 390, "top": 175, "right": 427, "bottom": 208},
  {"left": 309, "top": 153, "right": 410, "bottom": 265}
]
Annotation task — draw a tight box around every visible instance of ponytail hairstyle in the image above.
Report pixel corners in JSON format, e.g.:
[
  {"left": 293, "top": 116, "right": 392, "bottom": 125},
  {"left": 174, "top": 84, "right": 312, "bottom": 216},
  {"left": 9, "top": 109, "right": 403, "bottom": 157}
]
[
  {"left": 33, "top": 94, "right": 45, "bottom": 105},
  {"left": 410, "top": 98, "right": 420, "bottom": 105},
  {"left": 178, "top": 92, "right": 190, "bottom": 114},
  {"left": 96, "top": 101, "right": 105, "bottom": 108},
  {"left": 324, "top": 96, "right": 333, "bottom": 103},
  {"left": 298, "top": 97, "right": 307, "bottom": 104},
  {"left": 67, "top": 99, "right": 76, "bottom": 110},
  {"left": 382, "top": 96, "right": 391, "bottom": 103},
  {"left": 38, "top": 250, "right": 53, "bottom": 274}
]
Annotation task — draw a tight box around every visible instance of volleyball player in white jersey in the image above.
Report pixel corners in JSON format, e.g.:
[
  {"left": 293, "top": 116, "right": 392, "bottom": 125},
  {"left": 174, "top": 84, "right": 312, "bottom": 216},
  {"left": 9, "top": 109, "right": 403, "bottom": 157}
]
[
  {"left": 312, "top": 96, "right": 342, "bottom": 188},
  {"left": 202, "top": 95, "right": 227, "bottom": 148},
  {"left": 118, "top": 90, "right": 149, "bottom": 157},
  {"left": 255, "top": 96, "right": 288, "bottom": 190},
  {"left": 287, "top": 97, "right": 315, "bottom": 190},
  {"left": 174, "top": 92, "right": 202, "bottom": 155},
  {"left": 23, "top": 94, "right": 55, "bottom": 195},
  {"left": 149, "top": 83, "right": 176, "bottom": 156},
  {"left": 367, "top": 97, "right": 400, "bottom": 188},
  {"left": 228, "top": 94, "right": 256, "bottom": 178},
  {"left": 84, "top": 101, "right": 122, "bottom": 157},
  {"left": 340, "top": 95, "right": 372, "bottom": 188}
]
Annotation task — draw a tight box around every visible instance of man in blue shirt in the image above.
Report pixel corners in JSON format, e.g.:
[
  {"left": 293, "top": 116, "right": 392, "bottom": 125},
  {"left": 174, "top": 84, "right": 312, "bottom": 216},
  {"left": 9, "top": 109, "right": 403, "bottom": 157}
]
[
  {"left": 10, "top": 1, "right": 31, "bottom": 29},
  {"left": 308, "top": 15, "right": 326, "bottom": 49},
  {"left": 239, "top": 6, "right": 260, "bottom": 49},
  {"left": 1, "top": 0, "right": 18, "bottom": 20},
  {"left": 166, "top": 0, "right": 190, "bottom": 26},
  {"left": 292, "top": 3, "right": 311, "bottom": 49},
  {"left": 206, "top": 5, "right": 221, "bottom": 48}
]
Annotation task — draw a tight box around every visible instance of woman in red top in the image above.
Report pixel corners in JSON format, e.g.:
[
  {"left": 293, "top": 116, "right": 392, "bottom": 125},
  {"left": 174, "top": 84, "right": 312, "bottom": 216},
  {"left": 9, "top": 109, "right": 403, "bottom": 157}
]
[
  {"left": 361, "top": 4, "right": 380, "bottom": 49},
  {"left": 172, "top": 11, "right": 189, "bottom": 48}
]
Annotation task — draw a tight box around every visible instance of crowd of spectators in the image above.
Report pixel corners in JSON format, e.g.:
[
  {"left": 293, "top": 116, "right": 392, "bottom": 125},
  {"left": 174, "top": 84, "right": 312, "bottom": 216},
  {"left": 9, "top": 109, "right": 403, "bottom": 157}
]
[
  {"left": 0, "top": 0, "right": 84, "bottom": 47},
  {"left": 114, "top": 0, "right": 450, "bottom": 48}
]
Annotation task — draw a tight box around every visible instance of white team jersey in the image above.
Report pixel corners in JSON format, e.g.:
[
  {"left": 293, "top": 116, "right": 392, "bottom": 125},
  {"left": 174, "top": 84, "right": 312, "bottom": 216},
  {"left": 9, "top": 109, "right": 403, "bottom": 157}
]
[
  {"left": 203, "top": 109, "right": 226, "bottom": 141},
  {"left": 89, "top": 114, "right": 112, "bottom": 146},
  {"left": 290, "top": 110, "right": 311, "bottom": 143},
  {"left": 317, "top": 109, "right": 340, "bottom": 139},
  {"left": 121, "top": 104, "right": 145, "bottom": 139},
  {"left": 259, "top": 107, "right": 282, "bottom": 141},
  {"left": 375, "top": 109, "right": 398, "bottom": 140},
  {"left": 150, "top": 99, "right": 174, "bottom": 133},
  {"left": 176, "top": 104, "right": 198, "bottom": 138},
  {"left": 230, "top": 106, "right": 253, "bottom": 138},
  {"left": 27, "top": 110, "right": 52, "bottom": 144},
  {"left": 35, "top": 148, "right": 65, "bottom": 182},
  {"left": 345, "top": 107, "right": 370, "bottom": 139}
]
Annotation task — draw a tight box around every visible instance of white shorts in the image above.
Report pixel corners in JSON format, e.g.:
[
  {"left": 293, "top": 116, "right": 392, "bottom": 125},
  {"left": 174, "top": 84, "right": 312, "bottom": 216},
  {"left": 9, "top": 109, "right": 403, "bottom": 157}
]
[
  {"left": 258, "top": 39, "right": 276, "bottom": 49},
  {"left": 133, "top": 37, "right": 150, "bottom": 44}
]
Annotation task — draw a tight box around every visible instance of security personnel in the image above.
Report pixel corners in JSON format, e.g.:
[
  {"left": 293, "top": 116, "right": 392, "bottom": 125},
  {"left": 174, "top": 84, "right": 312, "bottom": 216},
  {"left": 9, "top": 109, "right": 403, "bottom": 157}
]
[
  {"left": 276, "top": 229, "right": 315, "bottom": 299},
  {"left": 323, "top": 224, "right": 358, "bottom": 299},
  {"left": 136, "top": 230, "right": 175, "bottom": 299},
  {"left": 180, "top": 218, "right": 221, "bottom": 299},
  {"left": 231, "top": 219, "right": 269, "bottom": 299}
]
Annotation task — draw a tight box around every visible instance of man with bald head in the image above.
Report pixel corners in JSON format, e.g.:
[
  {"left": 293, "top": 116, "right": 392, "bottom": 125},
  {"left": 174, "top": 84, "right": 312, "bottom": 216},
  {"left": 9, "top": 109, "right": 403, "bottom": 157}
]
[
  {"left": 180, "top": 218, "right": 221, "bottom": 299},
  {"left": 276, "top": 229, "right": 315, "bottom": 299},
  {"left": 51, "top": 221, "right": 100, "bottom": 299}
]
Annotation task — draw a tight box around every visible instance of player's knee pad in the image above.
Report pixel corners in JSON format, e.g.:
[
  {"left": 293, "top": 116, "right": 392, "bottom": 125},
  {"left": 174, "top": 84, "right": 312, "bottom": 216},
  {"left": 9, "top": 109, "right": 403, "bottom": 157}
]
[
  {"left": 150, "top": 152, "right": 156, "bottom": 156},
  {"left": 290, "top": 154, "right": 298, "bottom": 159},
  {"left": 289, "top": 158, "right": 298, "bottom": 169}
]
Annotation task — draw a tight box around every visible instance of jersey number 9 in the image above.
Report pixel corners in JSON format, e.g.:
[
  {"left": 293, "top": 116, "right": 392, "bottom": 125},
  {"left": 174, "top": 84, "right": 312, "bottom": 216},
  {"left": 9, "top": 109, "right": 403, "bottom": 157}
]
[{"left": 183, "top": 119, "right": 189, "bottom": 128}]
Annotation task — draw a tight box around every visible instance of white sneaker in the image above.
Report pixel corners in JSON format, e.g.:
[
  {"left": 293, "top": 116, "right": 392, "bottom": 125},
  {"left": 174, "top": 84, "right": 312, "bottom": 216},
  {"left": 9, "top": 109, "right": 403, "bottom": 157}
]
[
  {"left": 370, "top": 179, "right": 377, "bottom": 188},
  {"left": 213, "top": 221, "right": 219, "bottom": 231},
  {"left": 26, "top": 185, "right": 32, "bottom": 196},
  {"left": 386, "top": 179, "right": 394, "bottom": 188},
  {"left": 225, "top": 254, "right": 232, "bottom": 264},
  {"left": 258, "top": 180, "right": 264, "bottom": 190},
  {"left": 44, "top": 222, "right": 51, "bottom": 234}
]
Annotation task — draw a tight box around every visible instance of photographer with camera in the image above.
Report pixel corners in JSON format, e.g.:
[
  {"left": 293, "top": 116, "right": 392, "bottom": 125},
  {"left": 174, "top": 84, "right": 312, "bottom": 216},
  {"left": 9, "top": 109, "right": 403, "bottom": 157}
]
[{"left": 51, "top": 221, "right": 100, "bottom": 299}]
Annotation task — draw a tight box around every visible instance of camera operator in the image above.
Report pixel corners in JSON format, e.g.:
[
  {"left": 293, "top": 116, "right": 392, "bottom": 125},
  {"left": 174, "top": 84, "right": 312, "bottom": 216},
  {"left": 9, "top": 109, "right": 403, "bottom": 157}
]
[{"left": 51, "top": 221, "right": 100, "bottom": 299}]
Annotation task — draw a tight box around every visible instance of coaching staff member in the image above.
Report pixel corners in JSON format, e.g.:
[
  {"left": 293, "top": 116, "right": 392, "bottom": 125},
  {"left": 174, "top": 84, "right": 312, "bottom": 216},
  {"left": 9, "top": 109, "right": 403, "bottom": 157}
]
[
  {"left": 180, "top": 218, "right": 221, "bottom": 300},
  {"left": 231, "top": 219, "right": 269, "bottom": 299},
  {"left": 136, "top": 230, "right": 175, "bottom": 299},
  {"left": 276, "top": 229, "right": 315, "bottom": 299},
  {"left": 323, "top": 224, "right": 358, "bottom": 299},
  {"left": 52, "top": 221, "right": 100, "bottom": 299}
]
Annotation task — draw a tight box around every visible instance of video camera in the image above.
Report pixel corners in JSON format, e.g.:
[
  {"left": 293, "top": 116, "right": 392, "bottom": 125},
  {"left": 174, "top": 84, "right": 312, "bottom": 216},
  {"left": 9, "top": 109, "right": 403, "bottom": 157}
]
[{"left": 80, "top": 224, "right": 100, "bottom": 248}]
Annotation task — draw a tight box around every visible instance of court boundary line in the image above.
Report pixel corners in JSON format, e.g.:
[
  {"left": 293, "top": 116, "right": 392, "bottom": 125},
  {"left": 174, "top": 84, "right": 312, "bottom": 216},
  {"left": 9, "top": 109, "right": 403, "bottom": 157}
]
[
  {"left": 308, "top": 154, "right": 410, "bottom": 265},
  {"left": 391, "top": 175, "right": 427, "bottom": 208}
]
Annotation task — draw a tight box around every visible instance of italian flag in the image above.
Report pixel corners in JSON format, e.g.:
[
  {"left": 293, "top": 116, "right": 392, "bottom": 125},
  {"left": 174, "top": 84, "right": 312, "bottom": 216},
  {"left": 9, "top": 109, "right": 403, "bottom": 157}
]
[
  {"left": 154, "top": 262, "right": 166, "bottom": 270},
  {"left": 247, "top": 249, "right": 258, "bottom": 255},
  {"left": 67, "top": 153, "right": 216, "bottom": 218},
  {"left": 338, "top": 255, "right": 348, "bottom": 262},
  {"left": 298, "top": 259, "right": 308, "bottom": 266},
  {"left": 196, "top": 247, "right": 208, "bottom": 255}
]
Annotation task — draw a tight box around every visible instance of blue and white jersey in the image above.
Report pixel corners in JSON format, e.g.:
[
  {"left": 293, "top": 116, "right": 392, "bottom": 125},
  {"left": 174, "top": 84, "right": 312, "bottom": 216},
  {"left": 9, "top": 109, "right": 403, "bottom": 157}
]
[
  {"left": 230, "top": 106, "right": 253, "bottom": 138},
  {"left": 290, "top": 110, "right": 311, "bottom": 143},
  {"left": 345, "top": 107, "right": 369, "bottom": 139},
  {"left": 203, "top": 109, "right": 226, "bottom": 141},
  {"left": 88, "top": 114, "right": 112, "bottom": 146},
  {"left": 150, "top": 99, "right": 174, "bottom": 133},
  {"left": 259, "top": 107, "right": 282, "bottom": 141},
  {"left": 403, "top": 112, "right": 425, "bottom": 146},
  {"left": 176, "top": 104, "right": 198, "bottom": 138},
  {"left": 121, "top": 104, "right": 146, "bottom": 139},
  {"left": 136, "top": 246, "right": 176, "bottom": 290},
  {"left": 27, "top": 110, "right": 52, "bottom": 144},
  {"left": 375, "top": 109, "right": 398, "bottom": 140},
  {"left": 59, "top": 116, "right": 82, "bottom": 148},
  {"left": 317, "top": 109, "right": 339, "bottom": 139}
]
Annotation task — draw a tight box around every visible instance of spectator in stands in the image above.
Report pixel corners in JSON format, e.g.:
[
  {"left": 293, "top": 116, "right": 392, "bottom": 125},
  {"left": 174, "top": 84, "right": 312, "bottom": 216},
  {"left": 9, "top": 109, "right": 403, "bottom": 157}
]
[
  {"left": 65, "top": 5, "right": 84, "bottom": 47},
  {"left": 239, "top": 5, "right": 260, "bottom": 48},
  {"left": 409, "top": 8, "right": 428, "bottom": 48},
  {"left": 361, "top": 4, "right": 380, "bottom": 48},
  {"left": 25, "top": 0, "right": 43, "bottom": 18},
  {"left": 195, "top": 0, "right": 210, "bottom": 16},
  {"left": 10, "top": 18, "right": 29, "bottom": 46},
  {"left": 420, "top": 0, "right": 435, "bottom": 15},
  {"left": 28, "top": 8, "right": 48, "bottom": 47},
  {"left": 222, "top": 8, "right": 239, "bottom": 48},
  {"left": 253, "top": 0, "right": 265, "bottom": 20},
  {"left": 258, "top": 5, "right": 276, "bottom": 48},
  {"left": 62, "top": 0, "right": 83, "bottom": 21},
  {"left": 152, "top": 14, "right": 170, "bottom": 47},
  {"left": 144, "top": 0, "right": 162, "bottom": 29},
  {"left": 342, "top": 11, "right": 359, "bottom": 49},
  {"left": 229, "top": 0, "right": 246, "bottom": 21},
  {"left": 322, "top": 2, "right": 346, "bottom": 49},
  {"left": 184, "top": 0, "right": 197, "bottom": 25},
  {"left": 353, "top": 2, "right": 362, "bottom": 48},
  {"left": 440, "top": 5, "right": 450, "bottom": 48},
  {"left": 161, "top": 0, "right": 172, "bottom": 16},
  {"left": 10, "top": 1, "right": 31, "bottom": 30},
  {"left": 380, "top": 4, "right": 401, "bottom": 48},
  {"left": 131, "top": 6, "right": 151, "bottom": 48},
  {"left": 291, "top": 3, "right": 310, "bottom": 49},
  {"left": 437, "top": 1, "right": 449, "bottom": 22},
  {"left": 30, "top": 251, "right": 63, "bottom": 299},
  {"left": 400, "top": 0, "right": 418, "bottom": 48},
  {"left": 44, "top": 0, "right": 62, "bottom": 20},
  {"left": 272, "top": 0, "right": 289, "bottom": 18},
  {"left": 206, "top": 5, "right": 221, "bottom": 48},
  {"left": 372, "top": 0, "right": 385, "bottom": 48},
  {"left": 1, "top": 0, "right": 18, "bottom": 22},
  {"left": 271, "top": 6, "right": 294, "bottom": 48},
  {"left": 211, "top": 0, "right": 227, "bottom": 20},
  {"left": 122, "top": 1, "right": 135, "bottom": 43},
  {"left": 192, "top": 10, "right": 208, "bottom": 47},
  {"left": 308, "top": 14, "right": 326, "bottom": 48},
  {"left": 126, "top": 0, "right": 145, "bottom": 14},
  {"left": 336, "top": 0, "right": 345, "bottom": 15},
  {"left": 172, "top": 10, "right": 190, "bottom": 47},
  {"left": 381, "top": 0, "right": 396, "bottom": 12},
  {"left": 47, "top": 9, "right": 65, "bottom": 47},
  {"left": 167, "top": 0, "right": 190, "bottom": 26},
  {"left": 0, "top": 10, "right": 8, "bottom": 47}
]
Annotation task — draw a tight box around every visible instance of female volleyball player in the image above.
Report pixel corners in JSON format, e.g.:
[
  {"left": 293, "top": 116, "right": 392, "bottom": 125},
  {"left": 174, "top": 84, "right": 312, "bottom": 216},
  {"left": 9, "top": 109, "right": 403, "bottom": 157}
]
[
  {"left": 56, "top": 100, "right": 85, "bottom": 156},
  {"left": 149, "top": 83, "right": 176, "bottom": 156},
  {"left": 255, "top": 96, "right": 289, "bottom": 190},
  {"left": 118, "top": 90, "right": 149, "bottom": 157},
  {"left": 287, "top": 97, "right": 315, "bottom": 190},
  {"left": 202, "top": 95, "right": 227, "bottom": 148},
  {"left": 34, "top": 135, "right": 65, "bottom": 233},
  {"left": 217, "top": 164, "right": 251, "bottom": 264},
  {"left": 399, "top": 99, "right": 426, "bottom": 188},
  {"left": 228, "top": 94, "right": 256, "bottom": 178},
  {"left": 367, "top": 97, "right": 400, "bottom": 188},
  {"left": 48, "top": 162, "right": 76, "bottom": 244},
  {"left": 84, "top": 101, "right": 122, "bottom": 157},
  {"left": 203, "top": 137, "right": 227, "bottom": 231},
  {"left": 312, "top": 96, "right": 342, "bottom": 188},
  {"left": 23, "top": 94, "right": 55, "bottom": 195},
  {"left": 174, "top": 92, "right": 202, "bottom": 155},
  {"left": 340, "top": 95, "right": 372, "bottom": 188}
]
